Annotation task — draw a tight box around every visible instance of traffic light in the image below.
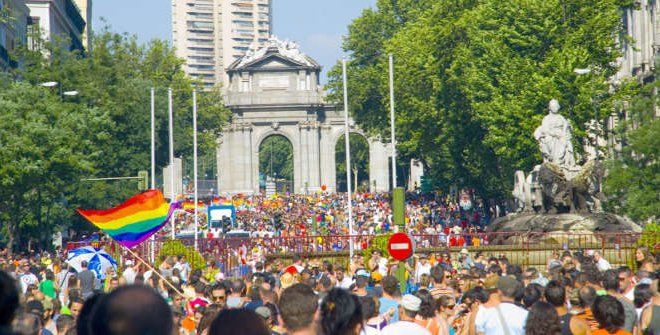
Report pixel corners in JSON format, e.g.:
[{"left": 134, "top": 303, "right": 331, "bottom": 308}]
[
  {"left": 274, "top": 213, "right": 283, "bottom": 230},
  {"left": 137, "top": 170, "right": 148, "bottom": 191},
  {"left": 221, "top": 216, "right": 232, "bottom": 233}
]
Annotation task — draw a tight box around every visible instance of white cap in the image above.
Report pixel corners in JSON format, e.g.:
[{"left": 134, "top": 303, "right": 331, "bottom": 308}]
[
  {"left": 125, "top": 260, "right": 134, "bottom": 266},
  {"left": 400, "top": 294, "right": 421, "bottom": 312},
  {"left": 460, "top": 248, "right": 469, "bottom": 255}
]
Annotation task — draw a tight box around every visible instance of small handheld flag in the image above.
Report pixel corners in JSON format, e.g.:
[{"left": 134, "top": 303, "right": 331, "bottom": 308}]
[{"left": 78, "top": 190, "right": 179, "bottom": 248}]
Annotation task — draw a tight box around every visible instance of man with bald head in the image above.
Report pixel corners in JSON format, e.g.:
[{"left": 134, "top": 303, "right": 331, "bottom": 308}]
[{"left": 90, "top": 285, "right": 173, "bottom": 335}]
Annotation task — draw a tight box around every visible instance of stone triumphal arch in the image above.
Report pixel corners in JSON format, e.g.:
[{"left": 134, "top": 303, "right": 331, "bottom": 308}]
[{"left": 216, "top": 38, "right": 392, "bottom": 194}]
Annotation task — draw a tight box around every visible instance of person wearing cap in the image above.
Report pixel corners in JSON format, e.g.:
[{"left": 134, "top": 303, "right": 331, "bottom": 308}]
[
  {"left": 473, "top": 275, "right": 528, "bottom": 335},
  {"left": 353, "top": 270, "right": 370, "bottom": 297},
  {"left": 381, "top": 294, "right": 431, "bottom": 335}
]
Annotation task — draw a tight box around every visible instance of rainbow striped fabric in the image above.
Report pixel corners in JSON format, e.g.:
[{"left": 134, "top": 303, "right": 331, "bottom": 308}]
[{"left": 77, "top": 190, "right": 178, "bottom": 248}]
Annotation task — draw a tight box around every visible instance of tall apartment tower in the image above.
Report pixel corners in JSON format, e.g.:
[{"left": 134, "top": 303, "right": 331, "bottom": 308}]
[{"left": 172, "top": 0, "right": 272, "bottom": 89}]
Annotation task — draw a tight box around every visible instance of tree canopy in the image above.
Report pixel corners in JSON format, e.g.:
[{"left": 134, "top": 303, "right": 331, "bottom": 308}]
[
  {"left": 336, "top": 133, "right": 370, "bottom": 192},
  {"left": 328, "top": 0, "right": 635, "bottom": 201},
  {"left": 0, "top": 28, "right": 230, "bottom": 251}
]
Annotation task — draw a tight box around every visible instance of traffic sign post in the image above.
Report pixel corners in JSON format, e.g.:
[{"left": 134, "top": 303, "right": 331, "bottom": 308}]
[
  {"left": 387, "top": 233, "right": 414, "bottom": 261},
  {"left": 392, "top": 187, "right": 405, "bottom": 227}
]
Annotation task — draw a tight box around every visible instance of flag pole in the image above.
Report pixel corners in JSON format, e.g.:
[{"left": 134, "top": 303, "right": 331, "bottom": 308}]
[
  {"left": 342, "top": 58, "right": 354, "bottom": 259},
  {"left": 151, "top": 88, "right": 156, "bottom": 189},
  {"left": 168, "top": 88, "right": 175, "bottom": 239},
  {"left": 388, "top": 54, "right": 397, "bottom": 189},
  {"left": 193, "top": 90, "right": 199, "bottom": 251},
  {"left": 122, "top": 243, "right": 184, "bottom": 296},
  {"left": 150, "top": 87, "right": 156, "bottom": 263}
]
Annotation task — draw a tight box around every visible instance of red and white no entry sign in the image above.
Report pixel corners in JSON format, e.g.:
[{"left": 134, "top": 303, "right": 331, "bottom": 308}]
[{"left": 387, "top": 233, "right": 414, "bottom": 261}]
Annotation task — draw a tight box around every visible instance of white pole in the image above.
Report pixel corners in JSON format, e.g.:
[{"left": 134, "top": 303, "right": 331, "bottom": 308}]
[
  {"left": 150, "top": 88, "right": 155, "bottom": 189},
  {"left": 193, "top": 90, "right": 199, "bottom": 251},
  {"left": 342, "top": 58, "right": 354, "bottom": 259},
  {"left": 149, "top": 88, "right": 156, "bottom": 263},
  {"left": 168, "top": 88, "right": 175, "bottom": 239},
  {"left": 389, "top": 54, "right": 397, "bottom": 189}
]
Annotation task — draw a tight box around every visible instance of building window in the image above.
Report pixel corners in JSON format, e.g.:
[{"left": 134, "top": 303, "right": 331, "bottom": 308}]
[
  {"left": 232, "top": 20, "right": 253, "bottom": 27},
  {"left": 188, "top": 38, "right": 214, "bottom": 45},
  {"left": 187, "top": 21, "right": 213, "bottom": 30},
  {"left": 189, "top": 64, "right": 214, "bottom": 70},
  {"left": 188, "top": 12, "right": 213, "bottom": 19}
]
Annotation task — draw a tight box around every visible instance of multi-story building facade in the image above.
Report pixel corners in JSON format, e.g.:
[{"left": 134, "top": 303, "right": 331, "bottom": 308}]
[
  {"left": 72, "top": 0, "right": 90, "bottom": 49},
  {"left": 0, "top": 0, "right": 29, "bottom": 68},
  {"left": 25, "top": 0, "right": 86, "bottom": 52},
  {"left": 615, "top": 0, "right": 659, "bottom": 83},
  {"left": 172, "top": 0, "right": 272, "bottom": 89},
  {"left": 607, "top": 0, "right": 659, "bottom": 149}
]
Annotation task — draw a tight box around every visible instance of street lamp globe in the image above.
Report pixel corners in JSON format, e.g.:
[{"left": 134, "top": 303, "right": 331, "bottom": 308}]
[{"left": 40, "top": 81, "right": 58, "bottom": 87}]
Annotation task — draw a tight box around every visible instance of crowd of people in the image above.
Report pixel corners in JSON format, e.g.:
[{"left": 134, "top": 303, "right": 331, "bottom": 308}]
[
  {"left": 0, "top": 244, "right": 658, "bottom": 335},
  {"left": 159, "top": 192, "right": 492, "bottom": 258},
  {"left": 171, "top": 192, "right": 490, "bottom": 238}
]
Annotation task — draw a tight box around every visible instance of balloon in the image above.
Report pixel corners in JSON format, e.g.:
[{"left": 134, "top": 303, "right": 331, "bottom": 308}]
[{"left": 321, "top": 184, "right": 327, "bottom": 191}]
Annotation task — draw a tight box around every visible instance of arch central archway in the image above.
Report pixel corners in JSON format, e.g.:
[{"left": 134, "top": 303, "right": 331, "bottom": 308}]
[{"left": 258, "top": 134, "right": 293, "bottom": 193}]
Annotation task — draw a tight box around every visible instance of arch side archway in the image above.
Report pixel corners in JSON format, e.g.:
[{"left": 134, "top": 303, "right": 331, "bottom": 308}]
[{"left": 325, "top": 126, "right": 391, "bottom": 193}]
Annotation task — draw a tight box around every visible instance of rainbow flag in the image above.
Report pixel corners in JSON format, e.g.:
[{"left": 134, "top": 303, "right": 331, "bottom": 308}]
[
  {"left": 183, "top": 200, "right": 205, "bottom": 211},
  {"left": 77, "top": 190, "right": 179, "bottom": 248},
  {"left": 212, "top": 196, "right": 232, "bottom": 206}
]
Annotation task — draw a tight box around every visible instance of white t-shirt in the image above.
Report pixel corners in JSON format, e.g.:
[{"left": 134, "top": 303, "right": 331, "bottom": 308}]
[
  {"left": 415, "top": 262, "right": 432, "bottom": 283},
  {"left": 377, "top": 258, "right": 388, "bottom": 277},
  {"left": 596, "top": 258, "right": 612, "bottom": 271},
  {"left": 20, "top": 273, "right": 39, "bottom": 293},
  {"left": 382, "top": 321, "right": 431, "bottom": 335},
  {"left": 475, "top": 303, "right": 528, "bottom": 335},
  {"left": 337, "top": 277, "right": 354, "bottom": 290},
  {"left": 122, "top": 267, "right": 136, "bottom": 284},
  {"left": 361, "top": 326, "right": 382, "bottom": 335}
]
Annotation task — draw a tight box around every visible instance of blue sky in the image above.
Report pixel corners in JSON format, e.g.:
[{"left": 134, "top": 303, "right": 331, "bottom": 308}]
[{"left": 93, "top": 0, "right": 377, "bottom": 82}]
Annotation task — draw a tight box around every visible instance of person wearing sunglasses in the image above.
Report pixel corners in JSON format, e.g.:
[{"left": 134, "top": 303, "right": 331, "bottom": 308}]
[{"left": 211, "top": 283, "right": 227, "bottom": 309}]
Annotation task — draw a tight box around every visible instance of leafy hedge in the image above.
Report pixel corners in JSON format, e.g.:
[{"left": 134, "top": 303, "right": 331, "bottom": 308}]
[
  {"left": 638, "top": 222, "right": 659, "bottom": 250},
  {"left": 156, "top": 240, "right": 206, "bottom": 272},
  {"left": 363, "top": 234, "right": 391, "bottom": 265}
]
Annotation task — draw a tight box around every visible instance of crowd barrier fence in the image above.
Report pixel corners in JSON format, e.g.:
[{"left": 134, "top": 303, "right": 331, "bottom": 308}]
[{"left": 66, "top": 231, "right": 656, "bottom": 277}]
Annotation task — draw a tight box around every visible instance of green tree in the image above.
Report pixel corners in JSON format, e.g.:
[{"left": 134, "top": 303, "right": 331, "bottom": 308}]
[
  {"left": 0, "top": 77, "right": 110, "bottom": 252},
  {"left": 336, "top": 133, "right": 370, "bottom": 192},
  {"left": 603, "top": 66, "right": 659, "bottom": 222},
  {"left": 1, "top": 26, "right": 230, "bottom": 251},
  {"left": 259, "top": 135, "right": 294, "bottom": 182},
  {"left": 328, "top": 0, "right": 632, "bottom": 201}
]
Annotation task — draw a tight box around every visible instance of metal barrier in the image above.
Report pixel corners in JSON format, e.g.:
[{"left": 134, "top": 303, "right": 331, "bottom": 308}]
[{"left": 66, "top": 231, "right": 655, "bottom": 272}]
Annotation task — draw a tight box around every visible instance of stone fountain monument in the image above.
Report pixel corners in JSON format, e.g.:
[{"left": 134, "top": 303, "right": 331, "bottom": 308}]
[{"left": 490, "top": 99, "right": 640, "bottom": 237}]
